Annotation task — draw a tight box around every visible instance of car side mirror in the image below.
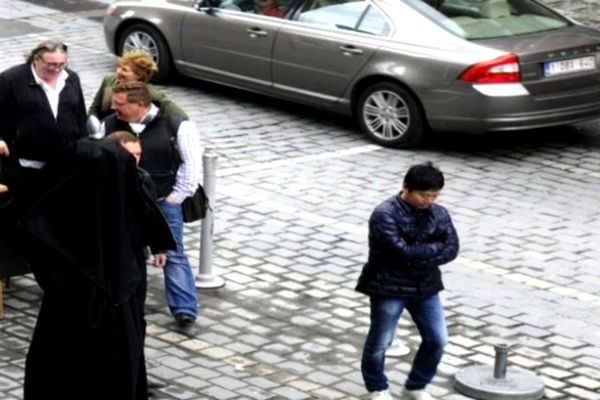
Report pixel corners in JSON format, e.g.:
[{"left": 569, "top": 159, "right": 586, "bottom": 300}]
[{"left": 196, "top": 0, "right": 222, "bottom": 12}]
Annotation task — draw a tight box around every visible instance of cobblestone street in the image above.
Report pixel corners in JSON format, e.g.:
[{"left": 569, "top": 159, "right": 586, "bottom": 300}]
[{"left": 0, "top": 1, "right": 599, "bottom": 399}]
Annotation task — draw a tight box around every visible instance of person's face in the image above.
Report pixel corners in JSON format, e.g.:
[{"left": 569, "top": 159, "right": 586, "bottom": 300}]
[
  {"left": 112, "top": 93, "right": 144, "bottom": 122},
  {"left": 34, "top": 50, "right": 68, "bottom": 80},
  {"left": 116, "top": 63, "right": 141, "bottom": 83},
  {"left": 122, "top": 141, "right": 142, "bottom": 165},
  {"left": 402, "top": 188, "right": 440, "bottom": 210}
]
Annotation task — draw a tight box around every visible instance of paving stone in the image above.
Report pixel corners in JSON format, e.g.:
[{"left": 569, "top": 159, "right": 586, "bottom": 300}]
[
  {"left": 540, "top": 366, "right": 574, "bottom": 379},
  {"left": 270, "top": 386, "right": 311, "bottom": 400},
  {"left": 276, "top": 361, "right": 314, "bottom": 376},
  {"left": 573, "top": 366, "right": 600, "bottom": 381},
  {"left": 186, "top": 366, "right": 221, "bottom": 380},
  {"left": 286, "top": 378, "right": 321, "bottom": 392},
  {"left": 310, "top": 386, "right": 347, "bottom": 399},
  {"left": 540, "top": 373, "right": 567, "bottom": 390},
  {"left": 568, "top": 374, "right": 600, "bottom": 391},
  {"left": 236, "top": 386, "right": 276, "bottom": 400},
  {"left": 0, "top": 375, "right": 20, "bottom": 390},
  {"left": 198, "top": 385, "right": 239, "bottom": 399},
  {"left": 563, "top": 386, "right": 600, "bottom": 400},
  {"left": 174, "top": 375, "right": 211, "bottom": 390}
]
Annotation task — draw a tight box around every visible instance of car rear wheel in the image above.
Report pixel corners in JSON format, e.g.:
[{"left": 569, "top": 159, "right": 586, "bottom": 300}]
[
  {"left": 357, "top": 82, "right": 425, "bottom": 148},
  {"left": 118, "top": 23, "right": 172, "bottom": 83}
]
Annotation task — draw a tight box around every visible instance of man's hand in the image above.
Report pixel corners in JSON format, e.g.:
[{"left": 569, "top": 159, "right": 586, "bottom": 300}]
[
  {"left": 0, "top": 140, "right": 9, "bottom": 157},
  {"left": 153, "top": 253, "right": 167, "bottom": 268},
  {"left": 165, "top": 194, "right": 179, "bottom": 205}
]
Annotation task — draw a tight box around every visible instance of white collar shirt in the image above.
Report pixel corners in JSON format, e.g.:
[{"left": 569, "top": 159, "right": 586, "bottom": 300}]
[{"left": 20, "top": 65, "right": 69, "bottom": 168}]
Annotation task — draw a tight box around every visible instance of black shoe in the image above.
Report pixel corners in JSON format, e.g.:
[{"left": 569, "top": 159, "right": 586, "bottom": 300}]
[{"left": 175, "top": 313, "right": 195, "bottom": 327}]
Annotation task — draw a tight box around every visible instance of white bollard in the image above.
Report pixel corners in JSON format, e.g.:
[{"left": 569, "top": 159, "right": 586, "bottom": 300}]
[{"left": 196, "top": 147, "right": 225, "bottom": 289}]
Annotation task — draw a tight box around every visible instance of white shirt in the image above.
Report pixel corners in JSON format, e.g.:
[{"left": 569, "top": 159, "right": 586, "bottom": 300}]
[
  {"left": 31, "top": 64, "right": 69, "bottom": 118},
  {"left": 20, "top": 65, "right": 69, "bottom": 169}
]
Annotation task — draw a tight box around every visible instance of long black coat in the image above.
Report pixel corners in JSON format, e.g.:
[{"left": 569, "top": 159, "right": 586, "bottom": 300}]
[{"left": 19, "top": 138, "right": 175, "bottom": 400}]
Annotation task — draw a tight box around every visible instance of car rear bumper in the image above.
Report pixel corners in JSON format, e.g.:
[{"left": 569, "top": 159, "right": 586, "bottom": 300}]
[{"left": 425, "top": 82, "right": 600, "bottom": 133}]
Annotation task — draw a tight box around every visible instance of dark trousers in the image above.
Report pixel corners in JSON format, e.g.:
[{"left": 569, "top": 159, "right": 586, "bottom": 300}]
[{"left": 0, "top": 159, "right": 45, "bottom": 260}]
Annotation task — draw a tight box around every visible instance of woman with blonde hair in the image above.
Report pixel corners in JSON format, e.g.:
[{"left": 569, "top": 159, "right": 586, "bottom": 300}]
[{"left": 89, "top": 50, "right": 187, "bottom": 120}]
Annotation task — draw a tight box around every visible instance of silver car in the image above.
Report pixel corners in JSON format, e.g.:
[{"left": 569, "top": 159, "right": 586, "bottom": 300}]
[{"left": 103, "top": 0, "right": 600, "bottom": 147}]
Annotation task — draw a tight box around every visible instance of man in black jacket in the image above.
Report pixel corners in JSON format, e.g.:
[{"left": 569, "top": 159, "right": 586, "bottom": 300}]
[
  {"left": 356, "top": 162, "right": 459, "bottom": 400},
  {"left": 0, "top": 39, "right": 87, "bottom": 199}
]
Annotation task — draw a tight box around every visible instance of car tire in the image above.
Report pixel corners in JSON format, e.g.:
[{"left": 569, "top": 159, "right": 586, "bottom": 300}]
[
  {"left": 357, "top": 82, "right": 426, "bottom": 148},
  {"left": 118, "top": 23, "right": 173, "bottom": 83}
]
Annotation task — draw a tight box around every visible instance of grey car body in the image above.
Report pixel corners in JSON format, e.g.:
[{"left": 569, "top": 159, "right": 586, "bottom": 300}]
[{"left": 103, "top": 0, "right": 600, "bottom": 147}]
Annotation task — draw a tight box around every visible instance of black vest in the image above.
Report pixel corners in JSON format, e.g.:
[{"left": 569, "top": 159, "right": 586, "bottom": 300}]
[{"left": 103, "top": 110, "right": 183, "bottom": 198}]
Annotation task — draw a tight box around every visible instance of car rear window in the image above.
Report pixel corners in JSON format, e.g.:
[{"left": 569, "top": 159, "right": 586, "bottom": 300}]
[{"left": 415, "top": 0, "right": 570, "bottom": 39}]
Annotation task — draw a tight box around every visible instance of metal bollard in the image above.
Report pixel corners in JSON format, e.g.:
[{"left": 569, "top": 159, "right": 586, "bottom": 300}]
[
  {"left": 454, "top": 343, "right": 544, "bottom": 400},
  {"left": 493, "top": 343, "right": 508, "bottom": 379},
  {"left": 195, "top": 147, "right": 225, "bottom": 289}
]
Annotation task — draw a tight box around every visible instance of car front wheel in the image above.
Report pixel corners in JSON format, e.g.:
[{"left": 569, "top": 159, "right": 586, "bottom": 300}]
[
  {"left": 357, "top": 82, "right": 425, "bottom": 148},
  {"left": 118, "top": 23, "right": 172, "bottom": 83}
]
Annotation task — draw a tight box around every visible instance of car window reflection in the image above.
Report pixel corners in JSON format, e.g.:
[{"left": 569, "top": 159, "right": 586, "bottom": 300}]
[
  {"left": 418, "top": 0, "right": 570, "bottom": 39},
  {"left": 296, "top": 0, "right": 390, "bottom": 36},
  {"left": 219, "top": 0, "right": 293, "bottom": 17}
]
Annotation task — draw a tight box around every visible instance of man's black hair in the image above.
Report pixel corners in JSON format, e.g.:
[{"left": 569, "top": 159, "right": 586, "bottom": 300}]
[{"left": 403, "top": 161, "right": 444, "bottom": 191}]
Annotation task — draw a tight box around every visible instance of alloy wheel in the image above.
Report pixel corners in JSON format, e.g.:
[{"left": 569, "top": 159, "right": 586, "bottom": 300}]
[
  {"left": 362, "top": 89, "right": 410, "bottom": 141},
  {"left": 122, "top": 31, "right": 160, "bottom": 65}
]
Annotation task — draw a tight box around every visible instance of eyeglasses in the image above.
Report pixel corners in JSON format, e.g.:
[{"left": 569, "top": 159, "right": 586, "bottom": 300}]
[{"left": 38, "top": 58, "right": 68, "bottom": 70}]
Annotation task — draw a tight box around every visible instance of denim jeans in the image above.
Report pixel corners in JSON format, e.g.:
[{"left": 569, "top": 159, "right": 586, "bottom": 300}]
[
  {"left": 361, "top": 294, "right": 447, "bottom": 392},
  {"left": 158, "top": 200, "right": 198, "bottom": 319}
]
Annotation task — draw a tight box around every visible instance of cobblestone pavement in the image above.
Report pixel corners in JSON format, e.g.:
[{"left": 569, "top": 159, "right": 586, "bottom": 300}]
[{"left": 1, "top": 1, "right": 600, "bottom": 399}]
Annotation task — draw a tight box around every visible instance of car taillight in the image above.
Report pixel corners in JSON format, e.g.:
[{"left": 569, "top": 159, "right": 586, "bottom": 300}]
[{"left": 460, "top": 54, "right": 521, "bottom": 83}]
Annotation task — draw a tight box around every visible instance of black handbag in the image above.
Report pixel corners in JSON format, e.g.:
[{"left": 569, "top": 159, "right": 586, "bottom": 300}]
[{"left": 181, "top": 185, "right": 209, "bottom": 223}]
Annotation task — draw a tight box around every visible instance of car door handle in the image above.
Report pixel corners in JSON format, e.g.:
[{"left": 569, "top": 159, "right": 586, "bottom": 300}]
[
  {"left": 246, "top": 28, "right": 268, "bottom": 38},
  {"left": 339, "top": 45, "right": 363, "bottom": 56}
]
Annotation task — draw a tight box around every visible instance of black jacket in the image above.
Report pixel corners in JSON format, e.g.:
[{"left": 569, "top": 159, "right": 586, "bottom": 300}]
[
  {"left": 0, "top": 62, "right": 87, "bottom": 162},
  {"left": 356, "top": 195, "right": 459, "bottom": 298}
]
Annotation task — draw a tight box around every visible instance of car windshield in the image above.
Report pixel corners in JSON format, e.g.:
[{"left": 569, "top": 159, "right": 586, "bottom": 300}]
[{"left": 411, "top": 0, "right": 571, "bottom": 40}]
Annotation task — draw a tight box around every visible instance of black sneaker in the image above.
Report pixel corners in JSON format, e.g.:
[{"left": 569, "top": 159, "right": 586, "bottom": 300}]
[{"left": 175, "top": 313, "right": 195, "bottom": 327}]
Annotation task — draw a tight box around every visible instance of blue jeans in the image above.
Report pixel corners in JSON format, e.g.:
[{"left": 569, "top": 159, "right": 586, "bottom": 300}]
[
  {"left": 158, "top": 201, "right": 198, "bottom": 319},
  {"left": 361, "top": 294, "right": 447, "bottom": 392}
]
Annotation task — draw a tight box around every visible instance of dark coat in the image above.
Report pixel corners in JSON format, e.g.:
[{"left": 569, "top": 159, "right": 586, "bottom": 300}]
[
  {"left": 0, "top": 62, "right": 87, "bottom": 162},
  {"left": 103, "top": 110, "right": 183, "bottom": 198},
  {"left": 356, "top": 195, "right": 459, "bottom": 298},
  {"left": 19, "top": 138, "right": 175, "bottom": 400}
]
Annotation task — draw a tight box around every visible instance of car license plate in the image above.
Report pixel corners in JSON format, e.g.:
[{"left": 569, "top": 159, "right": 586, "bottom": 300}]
[{"left": 544, "top": 56, "right": 596, "bottom": 77}]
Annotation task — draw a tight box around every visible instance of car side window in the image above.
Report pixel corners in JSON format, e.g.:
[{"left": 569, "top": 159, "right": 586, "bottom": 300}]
[
  {"left": 219, "top": 0, "right": 293, "bottom": 17},
  {"left": 296, "top": 0, "right": 390, "bottom": 36},
  {"left": 358, "top": 5, "right": 390, "bottom": 35}
]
